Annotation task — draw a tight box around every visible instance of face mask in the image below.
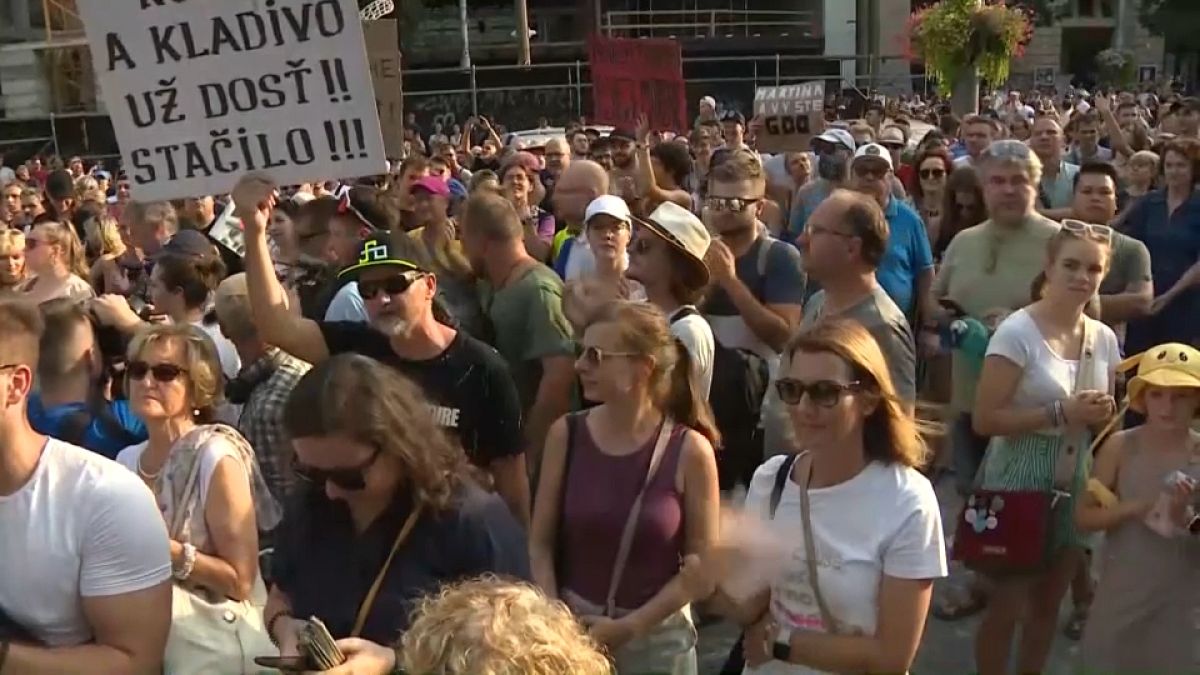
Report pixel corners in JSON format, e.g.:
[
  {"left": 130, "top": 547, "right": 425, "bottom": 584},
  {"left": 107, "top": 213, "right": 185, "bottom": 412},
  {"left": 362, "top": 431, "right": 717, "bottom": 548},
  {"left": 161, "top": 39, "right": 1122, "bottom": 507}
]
[{"left": 817, "top": 153, "right": 847, "bottom": 181}]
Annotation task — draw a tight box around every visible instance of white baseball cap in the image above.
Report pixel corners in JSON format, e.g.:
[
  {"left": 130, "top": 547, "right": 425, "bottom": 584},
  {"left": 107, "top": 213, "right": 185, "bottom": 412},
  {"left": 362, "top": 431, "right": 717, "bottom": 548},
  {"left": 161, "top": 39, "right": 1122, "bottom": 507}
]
[
  {"left": 585, "top": 195, "right": 632, "bottom": 225},
  {"left": 812, "top": 128, "right": 856, "bottom": 153},
  {"left": 852, "top": 143, "right": 894, "bottom": 171}
]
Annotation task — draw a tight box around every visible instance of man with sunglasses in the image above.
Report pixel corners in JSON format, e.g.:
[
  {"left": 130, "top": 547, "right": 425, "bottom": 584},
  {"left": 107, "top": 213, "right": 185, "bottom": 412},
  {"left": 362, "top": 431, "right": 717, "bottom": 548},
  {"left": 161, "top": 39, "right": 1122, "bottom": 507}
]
[
  {"left": 0, "top": 300, "right": 173, "bottom": 673},
  {"left": 236, "top": 174, "right": 529, "bottom": 524},
  {"left": 849, "top": 143, "right": 936, "bottom": 323}
]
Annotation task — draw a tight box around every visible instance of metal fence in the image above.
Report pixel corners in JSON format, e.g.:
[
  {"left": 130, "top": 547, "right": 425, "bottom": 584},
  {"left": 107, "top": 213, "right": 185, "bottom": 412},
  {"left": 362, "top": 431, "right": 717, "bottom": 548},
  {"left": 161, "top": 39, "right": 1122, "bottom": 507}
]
[{"left": 402, "top": 53, "right": 924, "bottom": 134}]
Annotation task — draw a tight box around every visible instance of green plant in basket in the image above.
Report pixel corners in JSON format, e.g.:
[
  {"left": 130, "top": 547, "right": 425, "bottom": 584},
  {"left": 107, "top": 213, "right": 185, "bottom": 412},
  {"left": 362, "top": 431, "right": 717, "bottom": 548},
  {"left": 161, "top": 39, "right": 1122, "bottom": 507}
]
[{"left": 907, "top": 0, "right": 1033, "bottom": 96}]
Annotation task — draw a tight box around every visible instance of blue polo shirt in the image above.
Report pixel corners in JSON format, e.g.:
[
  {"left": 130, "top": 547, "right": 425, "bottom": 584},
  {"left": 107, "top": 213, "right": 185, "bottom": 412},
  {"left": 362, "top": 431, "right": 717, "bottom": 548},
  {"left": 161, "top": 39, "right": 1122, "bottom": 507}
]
[
  {"left": 1124, "top": 189, "right": 1200, "bottom": 353},
  {"left": 875, "top": 197, "right": 934, "bottom": 316}
]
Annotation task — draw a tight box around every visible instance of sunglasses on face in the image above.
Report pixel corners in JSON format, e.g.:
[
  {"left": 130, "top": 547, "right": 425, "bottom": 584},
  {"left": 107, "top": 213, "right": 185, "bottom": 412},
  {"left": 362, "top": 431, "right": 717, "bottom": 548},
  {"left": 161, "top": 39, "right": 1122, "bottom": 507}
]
[
  {"left": 775, "top": 378, "right": 861, "bottom": 407},
  {"left": 127, "top": 360, "right": 187, "bottom": 383},
  {"left": 577, "top": 345, "right": 640, "bottom": 368},
  {"left": 296, "top": 449, "right": 381, "bottom": 491},
  {"left": 705, "top": 196, "right": 759, "bottom": 213},
  {"left": 358, "top": 272, "right": 422, "bottom": 300},
  {"left": 853, "top": 165, "right": 889, "bottom": 180},
  {"left": 1060, "top": 219, "right": 1113, "bottom": 245},
  {"left": 919, "top": 168, "right": 946, "bottom": 180}
]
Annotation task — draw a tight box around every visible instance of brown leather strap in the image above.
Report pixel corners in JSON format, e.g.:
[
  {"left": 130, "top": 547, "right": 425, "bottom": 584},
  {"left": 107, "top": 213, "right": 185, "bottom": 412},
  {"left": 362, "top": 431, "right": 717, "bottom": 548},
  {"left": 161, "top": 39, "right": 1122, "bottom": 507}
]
[
  {"left": 351, "top": 504, "right": 423, "bottom": 637},
  {"left": 604, "top": 419, "right": 675, "bottom": 617},
  {"left": 796, "top": 452, "right": 839, "bottom": 635},
  {"left": 1055, "top": 318, "right": 1097, "bottom": 490}
]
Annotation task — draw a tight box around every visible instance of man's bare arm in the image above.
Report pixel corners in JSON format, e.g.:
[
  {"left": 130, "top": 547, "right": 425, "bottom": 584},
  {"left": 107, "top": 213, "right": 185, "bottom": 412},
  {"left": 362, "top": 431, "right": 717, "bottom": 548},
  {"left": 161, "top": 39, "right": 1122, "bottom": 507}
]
[{"left": 5, "top": 583, "right": 171, "bottom": 675}]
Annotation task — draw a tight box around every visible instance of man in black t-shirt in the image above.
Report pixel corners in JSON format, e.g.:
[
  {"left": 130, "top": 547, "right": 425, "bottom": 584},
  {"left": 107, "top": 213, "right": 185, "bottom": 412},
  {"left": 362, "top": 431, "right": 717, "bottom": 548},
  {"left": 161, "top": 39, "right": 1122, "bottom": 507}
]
[{"left": 235, "top": 173, "right": 530, "bottom": 525}]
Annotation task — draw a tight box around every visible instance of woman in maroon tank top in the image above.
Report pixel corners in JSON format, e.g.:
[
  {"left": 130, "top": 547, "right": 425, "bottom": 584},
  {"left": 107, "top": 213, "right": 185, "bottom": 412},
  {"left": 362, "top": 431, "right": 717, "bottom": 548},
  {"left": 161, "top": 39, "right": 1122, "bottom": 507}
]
[{"left": 530, "top": 300, "right": 721, "bottom": 675}]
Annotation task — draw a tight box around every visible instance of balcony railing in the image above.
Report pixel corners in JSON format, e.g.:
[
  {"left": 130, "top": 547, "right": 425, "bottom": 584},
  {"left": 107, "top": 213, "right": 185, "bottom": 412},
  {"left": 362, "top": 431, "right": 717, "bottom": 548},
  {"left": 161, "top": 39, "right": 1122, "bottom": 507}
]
[{"left": 602, "top": 8, "right": 821, "bottom": 40}]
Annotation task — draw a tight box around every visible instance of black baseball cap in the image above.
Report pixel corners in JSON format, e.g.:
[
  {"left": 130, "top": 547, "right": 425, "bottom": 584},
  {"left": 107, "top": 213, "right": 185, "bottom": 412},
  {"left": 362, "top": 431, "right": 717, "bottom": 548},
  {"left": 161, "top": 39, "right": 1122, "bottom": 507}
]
[
  {"left": 338, "top": 234, "right": 425, "bottom": 280},
  {"left": 154, "top": 229, "right": 219, "bottom": 261},
  {"left": 721, "top": 110, "right": 746, "bottom": 126},
  {"left": 609, "top": 127, "right": 637, "bottom": 143}
]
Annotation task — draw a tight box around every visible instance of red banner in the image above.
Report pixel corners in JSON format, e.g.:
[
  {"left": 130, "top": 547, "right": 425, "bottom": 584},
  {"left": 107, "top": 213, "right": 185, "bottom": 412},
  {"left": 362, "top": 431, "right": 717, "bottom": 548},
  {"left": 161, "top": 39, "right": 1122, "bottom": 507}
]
[{"left": 589, "top": 36, "right": 686, "bottom": 132}]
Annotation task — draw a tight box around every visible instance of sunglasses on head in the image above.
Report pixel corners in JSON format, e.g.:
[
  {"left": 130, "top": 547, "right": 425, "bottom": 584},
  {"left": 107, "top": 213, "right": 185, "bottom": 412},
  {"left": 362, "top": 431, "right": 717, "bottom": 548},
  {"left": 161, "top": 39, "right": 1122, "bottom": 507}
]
[
  {"left": 920, "top": 168, "right": 947, "bottom": 180},
  {"left": 577, "top": 345, "right": 640, "bottom": 367},
  {"left": 127, "top": 360, "right": 187, "bottom": 383},
  {"left": 358, "top": 271, "right": 423, "bottom": 300},
  {"left": 1060, "top": 219, "right": 1113, "bottom": 245},
  {"left": 775, "top": 378, "right": 861, "bottom": 407},
  {"left": 296, "top": 449, "right": 381, "bottom": 491}
]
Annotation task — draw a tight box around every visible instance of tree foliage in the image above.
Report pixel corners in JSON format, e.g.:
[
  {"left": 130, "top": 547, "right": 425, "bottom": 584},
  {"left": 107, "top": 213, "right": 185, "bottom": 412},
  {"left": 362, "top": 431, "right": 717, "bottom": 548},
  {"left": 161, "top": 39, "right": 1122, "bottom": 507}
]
[{"left": 1139, "top": 0, "right": 1200, "bottom": 45}]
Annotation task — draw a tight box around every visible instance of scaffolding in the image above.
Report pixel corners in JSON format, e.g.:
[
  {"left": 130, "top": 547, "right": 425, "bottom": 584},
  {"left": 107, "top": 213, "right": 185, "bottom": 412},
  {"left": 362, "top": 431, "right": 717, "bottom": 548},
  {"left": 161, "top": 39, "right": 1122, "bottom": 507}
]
[{"left": 40, "top": 0, "right": 96, "bottom": 115}]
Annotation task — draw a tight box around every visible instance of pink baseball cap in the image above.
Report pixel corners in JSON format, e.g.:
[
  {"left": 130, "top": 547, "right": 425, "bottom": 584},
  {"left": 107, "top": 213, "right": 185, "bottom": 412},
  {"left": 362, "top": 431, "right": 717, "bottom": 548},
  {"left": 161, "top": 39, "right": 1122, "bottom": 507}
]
[{"left": 411, "top": 175, "right": 450, "bottom": 197}]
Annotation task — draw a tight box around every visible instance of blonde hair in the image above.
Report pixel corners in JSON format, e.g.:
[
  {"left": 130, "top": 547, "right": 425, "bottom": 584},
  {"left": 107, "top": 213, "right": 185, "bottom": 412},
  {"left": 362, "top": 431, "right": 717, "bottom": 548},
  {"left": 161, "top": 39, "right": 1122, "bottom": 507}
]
[
  {"left": 0, "top": 229, "right": 25, "bottom": 256},
  {"left": 587, "top": 300, "right": 720, "bottom": 446},
  {"left": 401, "top": 576, "right": 612, "bottom": 675},
  {"left": 74, "top": 175, "right": 98, "bottom": 199},
  {"left": 31, "top": 221, "right": 89, "bottom": 279},
  {"left": 126, "top": 323, "right": 225, "bottom": 421},
  {"left": 1129, "top": 149, "right": 1161, "bottom": 169},
  {"left": 85, "top": 214, "right": 126, "bottom": 258},
  {"left": 783, "top": 318, "right": 930, "bottom": 468}
]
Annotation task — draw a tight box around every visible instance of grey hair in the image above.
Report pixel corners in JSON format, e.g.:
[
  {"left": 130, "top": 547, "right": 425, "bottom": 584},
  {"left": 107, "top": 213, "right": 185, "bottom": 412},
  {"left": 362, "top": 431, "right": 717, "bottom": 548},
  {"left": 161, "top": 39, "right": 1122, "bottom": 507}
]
[{"left": 979, "top": 140, "right": 1043, "bottom": 185}]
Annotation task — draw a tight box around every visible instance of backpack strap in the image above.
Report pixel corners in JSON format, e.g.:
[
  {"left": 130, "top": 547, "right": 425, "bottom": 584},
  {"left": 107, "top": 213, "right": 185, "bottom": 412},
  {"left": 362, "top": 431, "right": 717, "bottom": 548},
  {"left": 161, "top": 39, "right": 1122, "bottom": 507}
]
[
  {"left": 756, "top": 236, "right": 776, "bottom": 278},
  {"left": 669, "top": 305, "right": 700, "bottom": 323},
  {"left": 768, "top": 454, "right": 799, "bottom": 519}
]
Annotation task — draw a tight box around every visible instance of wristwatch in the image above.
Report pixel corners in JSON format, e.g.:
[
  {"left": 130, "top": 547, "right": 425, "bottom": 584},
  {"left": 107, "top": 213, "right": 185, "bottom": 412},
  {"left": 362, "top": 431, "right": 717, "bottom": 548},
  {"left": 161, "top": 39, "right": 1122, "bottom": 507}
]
[{"left": 772, "top": 626, "right": 793, "bottom": 662}]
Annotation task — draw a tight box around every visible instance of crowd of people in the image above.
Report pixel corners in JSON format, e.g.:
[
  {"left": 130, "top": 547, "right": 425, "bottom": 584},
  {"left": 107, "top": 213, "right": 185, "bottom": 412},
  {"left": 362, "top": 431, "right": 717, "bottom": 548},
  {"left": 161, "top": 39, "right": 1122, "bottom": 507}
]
[{"left": 0, "top": 82, "right": 1197, "bottom": 675}]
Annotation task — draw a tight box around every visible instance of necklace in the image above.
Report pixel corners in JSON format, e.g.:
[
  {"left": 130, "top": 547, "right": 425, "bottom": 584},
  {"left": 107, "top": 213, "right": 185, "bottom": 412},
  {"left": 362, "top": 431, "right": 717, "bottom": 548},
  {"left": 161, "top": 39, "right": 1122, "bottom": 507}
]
[{"left": 137, "top": 454, "right": 163, "bottom": 481}]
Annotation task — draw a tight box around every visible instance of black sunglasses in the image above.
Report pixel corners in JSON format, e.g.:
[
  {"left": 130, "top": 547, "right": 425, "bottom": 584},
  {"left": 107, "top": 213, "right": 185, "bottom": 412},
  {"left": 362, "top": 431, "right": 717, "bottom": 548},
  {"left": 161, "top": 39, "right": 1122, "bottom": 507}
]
[
  {"left": 919, "top": 168, "right": 946, "bottom": 180},
  {"left": 775, "top": 378, "right": 861, "bottom": 407},
  {"left": 358, "top": 272, "right": 422, "bottom": 300},
  {"left": 127, "top": 360, "right": 187, "bottom": 383},
  {"left": 296, "top": 449, "right": 381, "bottom": 491}
]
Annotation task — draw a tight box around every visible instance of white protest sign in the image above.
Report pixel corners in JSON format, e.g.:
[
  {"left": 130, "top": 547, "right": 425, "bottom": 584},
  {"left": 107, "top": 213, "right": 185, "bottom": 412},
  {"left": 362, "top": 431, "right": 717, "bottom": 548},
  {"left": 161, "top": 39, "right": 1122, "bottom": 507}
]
[
  {"left": 77, "top": 0, "right": 387, "bottom": 202},
  {"left": 753, "top": 81, "right": 825, "bottom": 153}
]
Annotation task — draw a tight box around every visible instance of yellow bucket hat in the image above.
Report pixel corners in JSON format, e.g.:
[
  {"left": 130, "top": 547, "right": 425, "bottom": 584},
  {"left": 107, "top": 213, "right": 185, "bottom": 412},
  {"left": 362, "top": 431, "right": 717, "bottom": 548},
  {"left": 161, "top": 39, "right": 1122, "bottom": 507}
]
[{"left": 1118, "top": 342, "right": 1200, "bottom": 413}]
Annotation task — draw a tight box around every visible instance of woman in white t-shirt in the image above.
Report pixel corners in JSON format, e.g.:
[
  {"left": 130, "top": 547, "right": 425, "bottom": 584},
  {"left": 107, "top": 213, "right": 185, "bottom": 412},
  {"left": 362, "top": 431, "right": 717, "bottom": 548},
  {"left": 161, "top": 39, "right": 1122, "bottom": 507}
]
[
  {"left": 116, "top": 324, "right": 280, "bottom": 612},
  {"left": 685, "top": 318, "right": 946, "bottom": 674},
  {"left": 971, "top": 223, "right": 1120, "bottom": 675}
]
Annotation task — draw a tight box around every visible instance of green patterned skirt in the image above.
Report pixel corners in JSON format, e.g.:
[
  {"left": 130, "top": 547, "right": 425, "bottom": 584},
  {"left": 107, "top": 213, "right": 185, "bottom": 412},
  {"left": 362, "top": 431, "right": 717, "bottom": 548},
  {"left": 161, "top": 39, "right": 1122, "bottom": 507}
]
[{"left": 978, "top": 432, "right": 1095, "bottom": 553}]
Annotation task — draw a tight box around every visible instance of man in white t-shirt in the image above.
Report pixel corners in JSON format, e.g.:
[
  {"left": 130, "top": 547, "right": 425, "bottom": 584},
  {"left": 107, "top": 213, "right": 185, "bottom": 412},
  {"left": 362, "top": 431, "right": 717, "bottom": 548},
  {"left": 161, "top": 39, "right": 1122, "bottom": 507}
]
[
  {"left": 0, "top": 300, "right": 171, "bottom": 671},
  {"left": 626, "top": 201, "right": 715, "bottom": 396}
]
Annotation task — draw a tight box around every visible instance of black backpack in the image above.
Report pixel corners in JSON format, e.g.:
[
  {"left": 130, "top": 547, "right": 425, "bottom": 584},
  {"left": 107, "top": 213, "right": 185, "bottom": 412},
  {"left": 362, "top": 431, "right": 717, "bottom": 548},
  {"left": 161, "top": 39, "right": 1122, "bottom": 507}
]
[{"left": 670, "top": 306, "right": 770, "bottom": 441}]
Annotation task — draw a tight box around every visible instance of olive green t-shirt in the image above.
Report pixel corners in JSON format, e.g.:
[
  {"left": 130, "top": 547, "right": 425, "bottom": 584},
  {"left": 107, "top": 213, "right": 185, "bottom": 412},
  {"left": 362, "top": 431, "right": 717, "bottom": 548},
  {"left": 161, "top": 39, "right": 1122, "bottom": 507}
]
[
  {"left": 933, "top": 214, "right": 1060, "bottom": 413},
  {"left": 480, "top": 263, "right": 575, "bottom": 412}
]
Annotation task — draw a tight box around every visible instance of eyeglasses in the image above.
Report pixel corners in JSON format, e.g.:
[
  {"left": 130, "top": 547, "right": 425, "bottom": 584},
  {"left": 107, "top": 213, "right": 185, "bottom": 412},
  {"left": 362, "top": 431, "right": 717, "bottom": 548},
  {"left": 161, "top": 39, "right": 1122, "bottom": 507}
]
[
  {"left": 853, "top": 164, "right": 890, "bottom": 180},
  {"left": 805, "top": 224, "right": 855, "bottom": 240},
  {"left": 577, "top": 345, "right": 640, "bottom": 367},
  {"left": 704, "top": 196, "right": 760, "bottom": 213},
  {"left": 1061, "top": 219, "right": 1113, "bottom": 245},
  {"left": 296, "top": 449, "right": 381, "bottom": 491},
  {"left": 358, "top": 272, "right": 423, "bottom": 300},
  {"left": 775, "top": 378, "right": 861, "bottom": 407},
  {"left": 919, "top": 168, "right": 947, "bottom": 180},
  {"left": 127, "top": 360, "right": 187, "bottom": 383}
]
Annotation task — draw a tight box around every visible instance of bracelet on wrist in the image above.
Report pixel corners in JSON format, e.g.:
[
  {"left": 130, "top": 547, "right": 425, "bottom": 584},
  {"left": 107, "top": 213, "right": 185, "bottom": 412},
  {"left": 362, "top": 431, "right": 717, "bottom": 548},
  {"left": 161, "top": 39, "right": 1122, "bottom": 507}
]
[
  {"left": 173, "top": 542, "right": 197, "bottom": 581},
  {"left": 266, "top": 612, "right": 291, "bottom": 648}
]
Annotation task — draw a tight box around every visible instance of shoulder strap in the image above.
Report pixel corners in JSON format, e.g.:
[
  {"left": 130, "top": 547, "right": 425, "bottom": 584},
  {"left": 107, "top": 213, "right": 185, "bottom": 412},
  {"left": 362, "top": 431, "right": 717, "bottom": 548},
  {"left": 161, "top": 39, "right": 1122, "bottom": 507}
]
[
  {"left": 166, "top": 430, "right": 212, "bottom": 540},
  {"left": 1054, "top": 319, "right": 1098, "bottom": 489},
  {"left": 756, "top": 236, "right": 776, "bottom": 277},
  {"left": 768, "top": 454, "right": 799, "bottom": 519},
  {"left": 603, "top": 419, "right": 676, "bottom": 617},
  {"left": 796, "top": 452, "right": 840, "bottom": 635},
  {"left": 669, "top": 305, "right": 699, "bottom": 323},
  {"left": 350, "top": 503, "right": 422, "bottom": 638}
]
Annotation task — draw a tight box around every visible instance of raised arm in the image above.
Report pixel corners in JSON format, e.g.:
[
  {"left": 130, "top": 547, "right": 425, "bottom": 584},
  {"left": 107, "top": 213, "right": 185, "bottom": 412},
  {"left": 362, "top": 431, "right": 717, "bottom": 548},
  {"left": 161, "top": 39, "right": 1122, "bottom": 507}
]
[{"left": 232, "top": 173, "right": 330, "bottom": 365}]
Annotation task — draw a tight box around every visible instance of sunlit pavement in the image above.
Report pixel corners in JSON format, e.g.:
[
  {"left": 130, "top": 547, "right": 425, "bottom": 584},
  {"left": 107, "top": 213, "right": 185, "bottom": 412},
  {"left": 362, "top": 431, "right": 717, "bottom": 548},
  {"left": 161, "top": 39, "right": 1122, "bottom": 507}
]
[{"left": 696, "top": 475, "right": 1082, "bottom": 674}]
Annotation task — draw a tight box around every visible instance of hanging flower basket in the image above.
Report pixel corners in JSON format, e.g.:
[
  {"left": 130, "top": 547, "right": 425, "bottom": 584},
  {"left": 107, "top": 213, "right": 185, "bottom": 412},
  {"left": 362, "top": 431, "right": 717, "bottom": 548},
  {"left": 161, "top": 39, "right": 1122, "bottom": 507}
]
[{"left": 907, "top": 0, "right": 1033, "bottom": 95}]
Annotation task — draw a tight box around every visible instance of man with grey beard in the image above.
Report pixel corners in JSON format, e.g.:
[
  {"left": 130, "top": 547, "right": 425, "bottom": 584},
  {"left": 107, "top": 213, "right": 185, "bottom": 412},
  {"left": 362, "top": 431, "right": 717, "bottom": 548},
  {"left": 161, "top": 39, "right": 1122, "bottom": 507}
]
[{"left": 235, "top": 173, "right": 530, "bottom": 526}]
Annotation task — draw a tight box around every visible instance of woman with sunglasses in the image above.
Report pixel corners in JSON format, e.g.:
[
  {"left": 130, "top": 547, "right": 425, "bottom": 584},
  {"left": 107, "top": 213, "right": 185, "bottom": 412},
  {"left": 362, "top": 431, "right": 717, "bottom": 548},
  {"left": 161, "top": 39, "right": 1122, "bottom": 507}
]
[
  {"left": 934, "top": 166, "right": 986, "bottom": 259},
  {"left": 970, "top": 225, "right": 1121, "bottom": 675},
  {"left": 910, "top": 147, "right": 953, "bottom": 245},
  {"left": 682, "top": 318, "right": 945, "bottom": 674},
  {"left": 265, "top": 354, "right": 529, "bottom": 656},
  {"left": 20, "top": 220, "right": 92, "bottom": 304},
  {"left": 115, "top": 323, "right": 281, "bottom": 672},
  {"left": 531, "top": 300, "right": 719, "bottom": 674}
]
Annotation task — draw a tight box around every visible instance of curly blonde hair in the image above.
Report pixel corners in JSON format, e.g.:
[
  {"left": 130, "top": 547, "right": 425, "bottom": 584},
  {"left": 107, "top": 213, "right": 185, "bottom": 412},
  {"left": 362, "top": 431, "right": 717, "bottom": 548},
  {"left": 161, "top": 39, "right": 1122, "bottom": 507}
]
[{"left": 401, "top": 576, "right": 612, "bottom": 675}]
